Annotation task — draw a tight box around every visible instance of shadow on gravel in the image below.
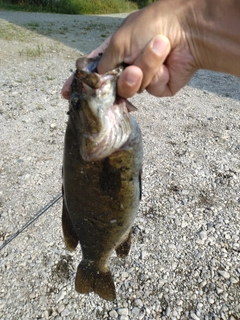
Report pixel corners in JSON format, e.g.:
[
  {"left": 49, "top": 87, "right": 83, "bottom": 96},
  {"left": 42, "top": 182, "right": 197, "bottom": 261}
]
[{"left": 0, "top": 10, "right": 240, "bottom": 100}]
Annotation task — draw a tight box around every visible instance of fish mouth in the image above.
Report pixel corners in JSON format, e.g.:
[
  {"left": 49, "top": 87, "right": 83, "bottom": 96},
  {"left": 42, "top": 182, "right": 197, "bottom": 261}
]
[{"left": 71, "top": 56, "right": 137, "bottom": 162}]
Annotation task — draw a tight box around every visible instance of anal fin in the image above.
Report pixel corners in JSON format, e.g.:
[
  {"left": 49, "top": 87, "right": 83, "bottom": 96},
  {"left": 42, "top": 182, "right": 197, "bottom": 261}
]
[{"left": 115, "top": 230, "right": 132, "bottom": 258}]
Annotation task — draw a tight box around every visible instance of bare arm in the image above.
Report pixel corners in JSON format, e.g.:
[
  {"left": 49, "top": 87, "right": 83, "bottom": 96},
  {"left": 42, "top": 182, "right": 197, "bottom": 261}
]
[{"left": 62, "top": 0, "right": 240, "bottom": 99}]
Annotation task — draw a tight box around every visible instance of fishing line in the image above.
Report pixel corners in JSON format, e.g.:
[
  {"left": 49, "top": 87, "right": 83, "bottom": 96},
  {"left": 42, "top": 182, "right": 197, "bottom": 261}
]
[{"left": 0, "top": 193, "right": 62, "bottom": 251}]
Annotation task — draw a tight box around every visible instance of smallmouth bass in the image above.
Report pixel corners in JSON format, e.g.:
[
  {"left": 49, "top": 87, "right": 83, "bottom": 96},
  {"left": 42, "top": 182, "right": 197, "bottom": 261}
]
[{"left": 62, "top": 55, "right": 143, "bottom": 301}]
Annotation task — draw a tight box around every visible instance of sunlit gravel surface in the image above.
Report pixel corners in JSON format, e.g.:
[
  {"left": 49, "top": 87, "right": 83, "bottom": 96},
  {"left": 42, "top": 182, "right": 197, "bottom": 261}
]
[{"left": 0, "top": 11, "right": 239, "bottom": 320}]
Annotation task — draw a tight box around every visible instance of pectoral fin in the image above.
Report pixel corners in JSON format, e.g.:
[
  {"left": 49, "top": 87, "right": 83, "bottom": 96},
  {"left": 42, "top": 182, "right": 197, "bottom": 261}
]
[{"left": 62, "top": 197, "right": 78, "bottom": 251}]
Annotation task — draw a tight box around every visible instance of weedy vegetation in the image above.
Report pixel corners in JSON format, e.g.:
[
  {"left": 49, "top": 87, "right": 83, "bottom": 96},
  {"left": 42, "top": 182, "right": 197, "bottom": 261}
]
[
  {"left": 0, "top": 21, "right": 29, "bottom": 41},
  {"left": 0, "top": 0, "right": 157, "bottom": 14},
  {"left": 19, "top": 44, "right": 45, "bottom": 57}
]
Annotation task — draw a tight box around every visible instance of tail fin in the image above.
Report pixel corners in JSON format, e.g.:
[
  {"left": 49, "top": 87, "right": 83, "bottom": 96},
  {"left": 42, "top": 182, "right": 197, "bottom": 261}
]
[{"left": 75, "top": 260, "right": 116, "bottom": 301}]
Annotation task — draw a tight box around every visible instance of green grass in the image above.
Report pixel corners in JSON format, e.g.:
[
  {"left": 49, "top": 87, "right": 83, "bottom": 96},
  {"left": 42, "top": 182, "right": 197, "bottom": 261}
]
[
  {"left": 0, "top": 0, "right": 138, "bottom": 14},
  {"left": 0, "top": 22, "right": 29, "bottom": 41},
  {"left": 19, "top": 44, "right": 45, "bottom": 57},
  {"left": 24, "top": 22, "right": 40, "bottom": 30}
]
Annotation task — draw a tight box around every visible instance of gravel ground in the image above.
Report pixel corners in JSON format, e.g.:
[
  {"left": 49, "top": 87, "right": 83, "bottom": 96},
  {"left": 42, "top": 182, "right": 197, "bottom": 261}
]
[{"left": 0, "top": 10, "right": 239, "bottom": 320}]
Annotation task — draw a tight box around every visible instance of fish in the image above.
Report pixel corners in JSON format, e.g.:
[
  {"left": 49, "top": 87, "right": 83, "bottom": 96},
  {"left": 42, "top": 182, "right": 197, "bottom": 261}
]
[{"left": 62, "top": 55, "right": 143, "bottom": 301}]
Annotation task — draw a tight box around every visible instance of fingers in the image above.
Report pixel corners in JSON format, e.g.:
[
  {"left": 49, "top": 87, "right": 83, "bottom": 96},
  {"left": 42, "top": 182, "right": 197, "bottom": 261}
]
[
  {"left": 117, "top": 66, "right": 143, "bottom": 98},
  {"left": 61, "top": 74, "right": 73, "bottom": 100},
  {"left": 88, "top": 36, "right": 112, "bottom": 59},
  {"left": 146, "top": 64, "right": 172, "bottom": 97},
  {"left": 134, "top": 35, "right": 171, "bottom": 93}
]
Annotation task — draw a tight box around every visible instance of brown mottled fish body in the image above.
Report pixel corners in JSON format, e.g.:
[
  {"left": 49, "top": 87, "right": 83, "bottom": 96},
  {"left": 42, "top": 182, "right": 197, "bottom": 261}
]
[{"left": 62, "top": 56, "right": 142, "bottom": 301}]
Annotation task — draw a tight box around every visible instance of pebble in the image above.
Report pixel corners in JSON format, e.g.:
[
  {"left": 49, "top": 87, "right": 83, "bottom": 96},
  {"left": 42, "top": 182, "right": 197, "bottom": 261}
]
[
  {"left": 57, "top": 304, "right": 65, "bottom": 314},
  {"left": 109, "top": 310, "right": 118, "bottom": 319},
  {"left": 199, "top": 231, "right": 208, "bottom": 240},
  {"left": 230, "top": 277, "right": 238, "bottom": 284},
  {"left": 56, "top": 290, "right": 66, "bottom": 303},
  {"left": 216, "top": 287, "right": 224, "bottom": 294},
  {"left": 118, "top": 308, "right": 129, "bottom": 316},
  {"left": 131, "top": 307, "right": 140, "bottom": 316},
  {"left": 218, "top": 270, "right": 230, "bottom": 279},
  {"left": 165, "top": 306, "right": 171, "bottom": 317},
  {"left": 190, "top": 311, "right": 201, "bottom": 320},
  {"left": 208, "top": 296, "right": 215, "bottom": 304},
  {"left": 133, "top": 299, "right": 143, "bottom": 308}
]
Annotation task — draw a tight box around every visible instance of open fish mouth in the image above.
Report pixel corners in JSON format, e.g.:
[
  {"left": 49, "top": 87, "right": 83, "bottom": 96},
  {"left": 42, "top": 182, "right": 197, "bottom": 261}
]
[{"left": 70, "top": 56, "right": 137, "bottom": 162}]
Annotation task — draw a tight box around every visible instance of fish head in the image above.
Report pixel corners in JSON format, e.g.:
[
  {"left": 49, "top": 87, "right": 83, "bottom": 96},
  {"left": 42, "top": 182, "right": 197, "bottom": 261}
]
[{"left": 68, "top": 56, "right": 135, "bottom": 161}]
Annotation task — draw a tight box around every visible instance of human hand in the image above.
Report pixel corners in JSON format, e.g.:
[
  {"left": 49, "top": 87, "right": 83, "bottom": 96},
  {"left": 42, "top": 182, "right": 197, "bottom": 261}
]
[
  {"left": 89, "top": 0, "right": 198, "bottom": 98},
  {"left": 62, "top": 0, "right": 197, "bottom": 100},
  {"left": 62, "top": 0, "right": 240, "bottom": 100}
]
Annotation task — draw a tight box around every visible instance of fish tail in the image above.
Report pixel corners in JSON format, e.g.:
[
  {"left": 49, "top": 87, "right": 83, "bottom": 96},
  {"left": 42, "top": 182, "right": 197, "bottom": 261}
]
[
  {"left": 115, "top": 229, "right": 132, "bottom": 258},
  {"left": 75, "top": 260, "right": 116, "bottom": 301},
  {"left": 62, "top": 199, "right": 78, "bottom": 251}
]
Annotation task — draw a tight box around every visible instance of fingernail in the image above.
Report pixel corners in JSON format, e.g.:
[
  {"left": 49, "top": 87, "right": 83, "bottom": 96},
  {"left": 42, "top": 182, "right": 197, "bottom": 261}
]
[
  {"left": 125, "top": 72, "right": 137, "bottom": 86},
  {"left": 152, "top": 37, "right": 168, "bottom": 55}
]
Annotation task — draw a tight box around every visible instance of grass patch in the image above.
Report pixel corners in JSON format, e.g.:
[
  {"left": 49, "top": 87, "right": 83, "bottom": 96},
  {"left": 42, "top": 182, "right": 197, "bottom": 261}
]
[
  {"left": 0, "top": 21, "right": 29, "bottom": 41},
  {"left": 19, "top": 44, "right": 45, "bottom": 57},
  {"left": 24, "top": 21, "right": 40, "bottom": 30},
  {"left": 0, "top": 0, "right": 138, "bottom": 14},
  {"left": 46, "top": 75, "right": 55, "bottom": 81}
]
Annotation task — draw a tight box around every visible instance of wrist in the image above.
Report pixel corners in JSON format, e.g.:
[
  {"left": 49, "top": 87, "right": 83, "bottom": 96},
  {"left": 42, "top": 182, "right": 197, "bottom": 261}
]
[{"left": 182, "top": 0, "right": 240, "bottom": 76}]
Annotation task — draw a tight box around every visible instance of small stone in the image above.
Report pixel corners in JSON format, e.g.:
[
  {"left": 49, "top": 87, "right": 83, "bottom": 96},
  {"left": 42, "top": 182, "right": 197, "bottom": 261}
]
[
  {"left": 141, "top": 250, "right": 148, "bottom": 259},
  {"left": 133, "top": 299, "right": 143, "bottom": 308},
  {"left": 230, "top": 277, "right": 238, "bottom": 284},
  {"left": 56, "top": 290, "right": 66, "bottom": 303},
  {"left": 165, "top": 306, "right": 170, "bottom": 316},
  {"left": 146, "top": 307, "right": 151, "bottom": 315},
  {"left": 29, "top": 291, "right": 36, "bottom": 299},
  {"left": 50, "top": 123, "right": 57, "bottom": 130},
  {"left": 221, "top": 305, "right": 228, "bottom": 312},
  {"left": 118, "top": 308, "right": 129, "bottom": 316},
  {"left": 109, "top": 310, "right": 118, "bottom": 319},
  {"left": 216, "top": 287, "right": 224, "bottom": 294},
  {"left": 172, "top": 262, "right": 178, "bottom": 270},
  {"left": 218, "top": 270, "right": 230, "bottom": 279},
  {"left": 181, "top": 220, "right": 188, "bottom": 228},
  {"left": 57, "top": 304, "right": 65, "bottom": 314},
  {"left": 176, "top": 299, "right": 183, "bottom": 306},
  {"left": 172, "top": 310, "right": 178, "bottom": 317},
  {"left": 208, "top": 296, "right": 215, "bottom": 304},
  {"left": 190, "top": 311, "right": 201, "bottom": 320},
  {"left": 131, "top": 307, "right": 140, "bottom": 316},
  {"left": 61, "top": 308, "right": 70, "bottom": 316},
  {"left": 119, "top": 316, "right": 129, "bottom": 320},
  {"left": 121, "top": 271, "right": 128, "bottom": 279},
  {"left": 199, "top": 231, "right": 208, "bottom": 240}
]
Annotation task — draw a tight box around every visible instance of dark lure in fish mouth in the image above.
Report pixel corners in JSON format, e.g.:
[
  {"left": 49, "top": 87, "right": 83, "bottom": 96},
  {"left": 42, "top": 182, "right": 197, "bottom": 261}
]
[
  {"left": 62, "top": 55, "right": 143, "bottom": 301},
  {"left": 69, "top": 55, "right": 137, "bottom": 162}
]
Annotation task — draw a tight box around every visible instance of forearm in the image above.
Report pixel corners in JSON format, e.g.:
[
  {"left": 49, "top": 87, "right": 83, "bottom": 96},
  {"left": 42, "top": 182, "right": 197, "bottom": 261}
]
[{"left": 184, "top": 0, "right": 240, "bottom": 76}]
